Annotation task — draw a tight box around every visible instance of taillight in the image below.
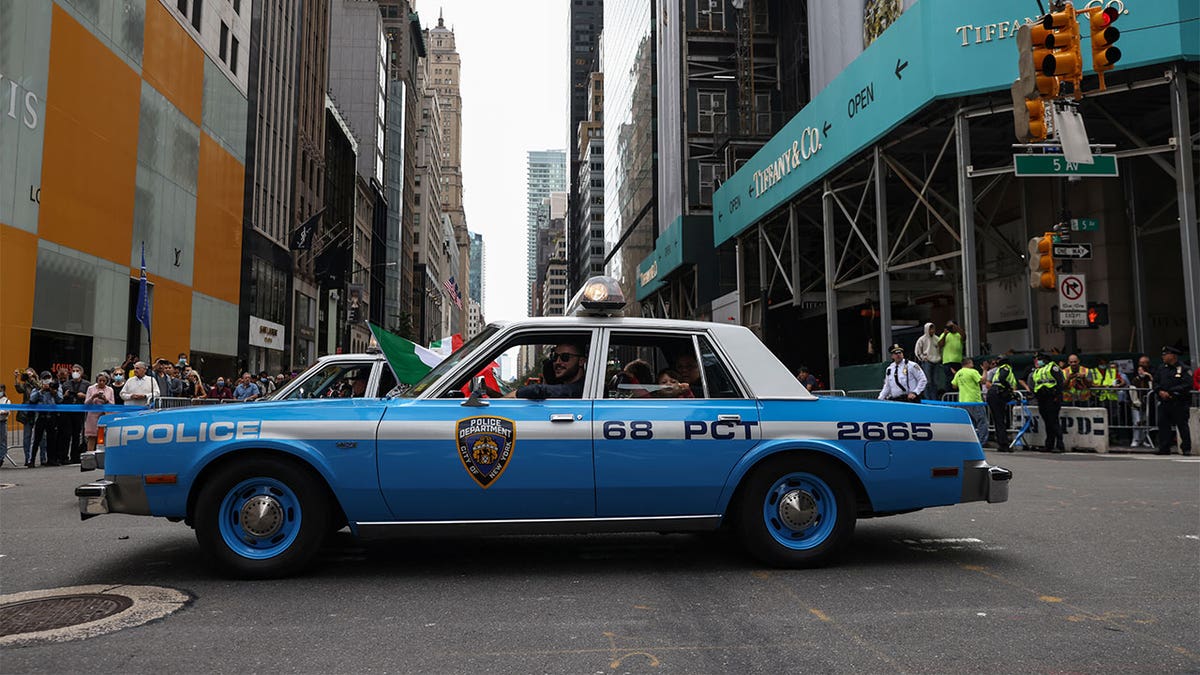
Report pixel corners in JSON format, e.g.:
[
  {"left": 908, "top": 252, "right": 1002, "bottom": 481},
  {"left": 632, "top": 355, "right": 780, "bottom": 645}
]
[{"left": 97, "top": 426, "right": 106, "bottom": 447}]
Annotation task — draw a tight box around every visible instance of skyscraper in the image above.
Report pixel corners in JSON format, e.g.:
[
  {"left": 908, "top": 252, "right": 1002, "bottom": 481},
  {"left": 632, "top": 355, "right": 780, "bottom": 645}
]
[
  {"left": 567, "top": 0, "right": 603, "bottom": 291},
  {"left": 526, "top": 149, "right": 567, "bottom": 315},
  {"left": 426, "top": 12, "right": 471, "bottom": 334}
]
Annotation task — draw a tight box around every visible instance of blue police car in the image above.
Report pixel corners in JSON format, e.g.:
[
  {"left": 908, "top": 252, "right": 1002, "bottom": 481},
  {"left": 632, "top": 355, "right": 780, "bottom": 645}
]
[{"left": 77, "top": 277, "right": 1011, "bottom": 578}]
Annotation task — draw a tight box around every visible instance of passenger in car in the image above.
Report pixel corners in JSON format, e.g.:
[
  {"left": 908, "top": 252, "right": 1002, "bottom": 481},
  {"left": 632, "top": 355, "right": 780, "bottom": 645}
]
[
  {"left": 655, "top": 368, "right": 695, "bottom": 398},
  {"left": 509, "top": 341, "right": 589, "bottom": 399}
]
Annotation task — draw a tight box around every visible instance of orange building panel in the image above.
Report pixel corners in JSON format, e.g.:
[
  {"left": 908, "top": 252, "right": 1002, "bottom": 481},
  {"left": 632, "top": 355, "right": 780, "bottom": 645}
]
[
  {"left": 0, "top": 225, "right": 39, "bottom": 374},
  {"left": 142, "top": 0, "right": 204, "bottom": 126},
  {"left": 145, "top": 273, "right": 193, "bottom": 362},
  {"left": 193, "top": 133, "right": 245, "bottom": 304},
  {"left": 37, "top": 5, "right": 140, "bottom": 266}
]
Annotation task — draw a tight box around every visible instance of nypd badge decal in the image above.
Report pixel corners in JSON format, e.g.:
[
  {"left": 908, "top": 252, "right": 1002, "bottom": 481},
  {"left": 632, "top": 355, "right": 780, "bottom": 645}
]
[{"left": 456, "top": 416, "right": 516, "bottom": 488}]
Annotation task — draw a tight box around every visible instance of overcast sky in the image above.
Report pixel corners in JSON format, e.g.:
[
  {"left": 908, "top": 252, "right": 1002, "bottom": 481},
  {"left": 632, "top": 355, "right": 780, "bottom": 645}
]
[{"left": 428, "top": 0, "right": 569, "bottom": 322}]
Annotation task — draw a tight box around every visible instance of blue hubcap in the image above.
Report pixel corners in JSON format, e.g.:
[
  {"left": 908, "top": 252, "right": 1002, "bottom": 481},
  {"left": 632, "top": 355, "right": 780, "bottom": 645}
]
[
  {"left": 762, "top": 472, "right": 836, "bottom": 550},
  {"left": 218, "top": 477, "right": 302, "bottom": 559}
]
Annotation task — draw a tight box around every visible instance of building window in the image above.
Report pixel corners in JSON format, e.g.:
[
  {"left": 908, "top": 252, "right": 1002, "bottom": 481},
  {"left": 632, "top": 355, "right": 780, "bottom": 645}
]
[
  {"left": 177, "top": 0, "right": 188, "bottom": 15},
  {"left": 191, "top": 0, "right": 203, "bottom": 31},
  {"left": 698, "top": 162, "right": 727, "bottom": 205},
  {"left": 219, "top": 22, "right": 228, "bottom": 62},
  {"left": 755, "top": 93, "right": 772, "bottom": 135},
  {"left": 231, "top": 37, "right": 239, "bottom": 74},
  {"left": 696, "top": 0, "right": 725, "bottom": 31},
  {"left": 233, "top": 0, "right": 241, "bottom": 14},
  {"left": 697, "top": 90, "right": 727, "bottom": 134}
]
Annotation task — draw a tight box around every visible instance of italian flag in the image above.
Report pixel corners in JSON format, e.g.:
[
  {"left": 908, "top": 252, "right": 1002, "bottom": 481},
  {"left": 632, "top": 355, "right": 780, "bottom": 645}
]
[
  {"left": 429, "top": 334, "right": 464, "bottom": 359},
  {"left": 367, "top": 323, "right": 444, "bottom": 384}
]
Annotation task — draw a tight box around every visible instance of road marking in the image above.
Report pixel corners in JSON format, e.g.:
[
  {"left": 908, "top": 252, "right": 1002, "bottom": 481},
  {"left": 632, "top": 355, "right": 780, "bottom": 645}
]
[
  {"left": 960, "top": 565, "right": 1199, "bottom": 663},
  {"left": 1182, "top": 535, "right": 1199, "bottom": 541},
  {"left": 809, "top": 609, "right": 831, "bottom": 622},
  {"left": 1039, "top": 596, "right": 1063, "bottom": 603}
]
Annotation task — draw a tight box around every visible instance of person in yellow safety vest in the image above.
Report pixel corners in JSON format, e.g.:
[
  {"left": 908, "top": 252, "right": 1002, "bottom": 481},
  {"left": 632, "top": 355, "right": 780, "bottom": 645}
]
[
  {"left": 1062, "top": 354, "right": 1091, "bottom": 404},
  {"left": 1032, "top": 353, "right": 1066, "bottom": 453},
  {"left": 986, "top": 356, "right": 1028, "bottom": 452},
  {"left": 1092, "top": 358, "right": 1126, "bottom": 404}
]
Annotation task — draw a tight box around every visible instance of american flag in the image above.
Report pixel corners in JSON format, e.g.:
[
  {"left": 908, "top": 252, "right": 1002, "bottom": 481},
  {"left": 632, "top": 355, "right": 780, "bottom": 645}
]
[{"left": 443, "top": 275, "right": 463, "bottom": 310}]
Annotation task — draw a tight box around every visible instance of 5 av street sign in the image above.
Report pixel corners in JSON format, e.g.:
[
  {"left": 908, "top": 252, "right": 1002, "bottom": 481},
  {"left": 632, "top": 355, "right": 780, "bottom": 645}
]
[
  {"left": 1013, "top": 155, "right": 1119, "bottom": 177},
  {"left": 1052, "top": 243, "right": 1092, "bottom": 260}
]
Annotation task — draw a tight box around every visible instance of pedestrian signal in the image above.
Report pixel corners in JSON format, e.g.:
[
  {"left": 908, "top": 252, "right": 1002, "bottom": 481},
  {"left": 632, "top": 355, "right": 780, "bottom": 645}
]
[
  {"left": 1089, "top": 6, "right": 1121, "bottom": 89},
  {"left": 1086, "top": 302, "right": 1109, "bottom": 327}
]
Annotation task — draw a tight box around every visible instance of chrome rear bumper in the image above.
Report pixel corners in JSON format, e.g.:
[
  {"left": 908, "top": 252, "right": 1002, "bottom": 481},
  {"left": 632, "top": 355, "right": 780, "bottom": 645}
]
[{"left": 961, "top": 461, "right": 1012, "bottom": 504}]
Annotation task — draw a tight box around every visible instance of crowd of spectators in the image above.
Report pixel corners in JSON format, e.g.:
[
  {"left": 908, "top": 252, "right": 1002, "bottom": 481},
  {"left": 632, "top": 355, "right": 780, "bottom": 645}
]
[{"left": 7, "top": 354, "right": 294, "bottom": 467}]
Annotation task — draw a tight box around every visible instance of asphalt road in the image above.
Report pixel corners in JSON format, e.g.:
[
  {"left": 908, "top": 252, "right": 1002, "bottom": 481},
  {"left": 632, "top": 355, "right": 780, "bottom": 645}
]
[{"left": 2, "top": 449, "right": 1198, "bottom": 673}]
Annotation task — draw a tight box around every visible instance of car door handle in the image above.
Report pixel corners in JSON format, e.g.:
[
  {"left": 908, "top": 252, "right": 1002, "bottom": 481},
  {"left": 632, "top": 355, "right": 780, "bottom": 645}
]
[
  {"left": 550, "top": 413, "right": 578, "bottom": 422},
  {"left": 717, "top": 414, "right": 741, "bottom": 423}
]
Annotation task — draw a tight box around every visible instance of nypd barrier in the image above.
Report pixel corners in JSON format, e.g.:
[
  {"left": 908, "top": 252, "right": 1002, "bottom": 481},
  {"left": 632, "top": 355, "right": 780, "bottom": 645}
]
[{"left": 1012, "top": 406, "right": 1110, "bottom": 453}]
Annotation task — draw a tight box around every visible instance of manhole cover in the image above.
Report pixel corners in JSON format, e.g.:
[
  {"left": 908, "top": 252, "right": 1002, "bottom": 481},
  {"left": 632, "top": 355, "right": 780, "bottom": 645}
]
[
  {"left": 0, "top": 594, "right": 134, "bottom": 636},
  {"left": 0, "top": 585, "right": 190, "bottom": 648}
]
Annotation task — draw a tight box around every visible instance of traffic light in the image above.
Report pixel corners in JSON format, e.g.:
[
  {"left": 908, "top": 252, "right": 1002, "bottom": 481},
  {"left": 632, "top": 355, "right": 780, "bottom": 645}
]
[
  {"left": 1011, "top": 87, "right": 1048, "bottom": 142},
  {"left": 1041, "top": 6, "right": 1082, "bottom": 98},
  {"left": 1012, "top": 23, "right": 1054, "bottom": 142},
  {"left": 1028, "top": 233, "right": 1056, "bottom": 291},
  {"left": 1089, "top": 6, "right": 1121, "bottom": 89},
  {"left": 1086, "top": 302, "right": 1109, "bottom": 327}
]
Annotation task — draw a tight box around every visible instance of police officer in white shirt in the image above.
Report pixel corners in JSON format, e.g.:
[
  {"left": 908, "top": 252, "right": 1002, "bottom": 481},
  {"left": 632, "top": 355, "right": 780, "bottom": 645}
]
[{"left": 878, "top": 344, "right": 928, "bottom": 402}]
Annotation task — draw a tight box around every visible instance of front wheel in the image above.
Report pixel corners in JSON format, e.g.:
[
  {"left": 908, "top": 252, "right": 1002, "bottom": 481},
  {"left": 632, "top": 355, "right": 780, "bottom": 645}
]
[
  {"left": 194, "top": 457, "right": 331, "bottom": 579},
  {"left": 736, "top": 456, "right": 856, "bottom": 567}
]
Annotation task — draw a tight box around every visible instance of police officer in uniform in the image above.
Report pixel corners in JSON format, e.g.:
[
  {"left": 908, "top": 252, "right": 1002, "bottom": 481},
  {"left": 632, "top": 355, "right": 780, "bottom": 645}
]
[
  {"left": 986, "top": 356, "right": 1022, "bottom": 451},
  {"left": 1152, "top": 346, "right": 1193, "bottom": 456},
  {"left": 1031, "top": 352, "right": 1066, "bottom": 453},
  {"left": 878, "top": 344, "right": 927, "bottom": 403}
]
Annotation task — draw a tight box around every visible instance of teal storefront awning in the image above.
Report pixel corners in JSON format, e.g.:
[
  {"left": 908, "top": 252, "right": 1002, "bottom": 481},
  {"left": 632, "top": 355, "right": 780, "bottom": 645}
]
[
  {"left": 636, "top": 215, "right": 713, "bottom": 301},
  {"left": 712, "top": 0, "right": 1198, "bottom": 248}
]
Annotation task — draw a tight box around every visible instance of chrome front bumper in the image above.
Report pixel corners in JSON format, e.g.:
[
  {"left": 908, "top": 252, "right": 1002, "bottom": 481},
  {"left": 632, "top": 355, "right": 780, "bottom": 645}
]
[
  {"left": 80, "top": 448, "right": 105, "bottom": 472},
  {"left": 961, "top": 461, "right": 1012, "bottom": 504},
  {"left": 75, "top": 475, "right": 150, "bottom": 520}
]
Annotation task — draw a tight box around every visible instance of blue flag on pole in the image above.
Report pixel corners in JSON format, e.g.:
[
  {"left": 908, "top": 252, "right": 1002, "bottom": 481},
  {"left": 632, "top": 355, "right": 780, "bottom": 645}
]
[{"left": 136, "top": 242, "right": 151, "bottom": 339}]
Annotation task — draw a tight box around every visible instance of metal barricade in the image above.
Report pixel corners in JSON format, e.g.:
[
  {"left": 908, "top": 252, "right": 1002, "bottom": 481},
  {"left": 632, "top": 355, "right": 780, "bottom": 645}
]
[
  {"left": 844, "top": 389, "right": 880, "bottom": 399},
  {"left": 152, "top": 397, "right": 227, "bottom": 410},
  {"left": 811, "top": 389, "right": 846, "bottom": 397}
]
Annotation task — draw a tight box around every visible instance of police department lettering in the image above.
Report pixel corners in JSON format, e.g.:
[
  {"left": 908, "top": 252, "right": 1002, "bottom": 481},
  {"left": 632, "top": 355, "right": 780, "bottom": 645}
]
[
  {"left": 458, "top": 417, "right": 513, "bottom": 441},
  {"left": 108, "top": 421, "right": 262, "bottom": 447}
]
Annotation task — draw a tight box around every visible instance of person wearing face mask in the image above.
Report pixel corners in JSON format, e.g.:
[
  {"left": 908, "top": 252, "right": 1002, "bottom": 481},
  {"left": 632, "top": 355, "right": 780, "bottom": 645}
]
[
  {"left": 109, "top": 367, "right": 127, "bottom": 404},
  {"left": 209, "top": 377, "right": 234, "bottom": 400},
  {"left": 28, "top": 371, "right": 62, "bottom": 466},
  {"left": 60, "top": 364, "right": 91, "bottom": 464}
]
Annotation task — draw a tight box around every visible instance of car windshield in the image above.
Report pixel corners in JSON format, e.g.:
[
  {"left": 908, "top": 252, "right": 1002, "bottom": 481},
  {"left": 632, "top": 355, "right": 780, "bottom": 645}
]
[{"left": 395, "top": 325, "right": 500, "bottom": 397}]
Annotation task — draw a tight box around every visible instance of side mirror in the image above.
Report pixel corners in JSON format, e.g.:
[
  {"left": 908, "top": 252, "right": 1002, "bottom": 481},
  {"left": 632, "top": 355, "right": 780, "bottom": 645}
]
[{"left": 461, "top": 375, "right": 489, "bottom": 407}]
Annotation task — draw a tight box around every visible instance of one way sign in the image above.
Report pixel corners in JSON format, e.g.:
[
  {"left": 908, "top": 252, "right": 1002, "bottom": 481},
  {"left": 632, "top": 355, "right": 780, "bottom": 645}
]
[{"left": 1052, "top": 243, "right": 1092, "bottom": 260}]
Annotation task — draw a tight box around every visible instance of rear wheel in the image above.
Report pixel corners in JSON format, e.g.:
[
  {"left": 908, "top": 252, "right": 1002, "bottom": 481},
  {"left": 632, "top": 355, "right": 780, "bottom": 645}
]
[
  {"left": 736, "top": 456, "right": 856, "bottom": 567},
  {"left": 194, "top": 458, "right": 330, "bottom": 579}
]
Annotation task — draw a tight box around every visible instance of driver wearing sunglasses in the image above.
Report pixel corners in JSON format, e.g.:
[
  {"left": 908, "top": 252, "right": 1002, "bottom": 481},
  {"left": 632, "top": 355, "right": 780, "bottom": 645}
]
[{"left": 507, "top": 341, "right": 589, "bottom": 399}]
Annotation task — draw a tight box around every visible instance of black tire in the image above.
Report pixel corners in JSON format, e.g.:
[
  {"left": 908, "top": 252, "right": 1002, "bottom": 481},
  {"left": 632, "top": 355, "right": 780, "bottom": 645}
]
[
  {"left": 735, "top": 455, "right": 857, "bottom": 568},
  {"left": 194, "top": 457, "right": 331, "bottom": 579}
]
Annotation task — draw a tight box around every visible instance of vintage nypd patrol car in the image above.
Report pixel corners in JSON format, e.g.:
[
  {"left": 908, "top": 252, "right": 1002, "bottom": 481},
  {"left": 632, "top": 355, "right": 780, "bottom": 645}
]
[{"left": 77, "top": 278, "right": 1011, "bottom": 578}]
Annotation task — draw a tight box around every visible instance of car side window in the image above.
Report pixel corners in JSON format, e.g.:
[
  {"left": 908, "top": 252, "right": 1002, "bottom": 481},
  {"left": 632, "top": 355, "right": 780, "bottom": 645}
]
[
  {"left": 437, "top": 331, "right": 595, "bottom": 399},
  {"left": 283, "top": 362, "right": 374, "bottom": 399},
  {"left": 697, "top": 336, "right": 743, "bottom": 399},
  {"left": 376, "top": 365, "right": 397, "bottom": 397},
  {"left": 603, "top": 333, "right": 705, "bottom": 399}
]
